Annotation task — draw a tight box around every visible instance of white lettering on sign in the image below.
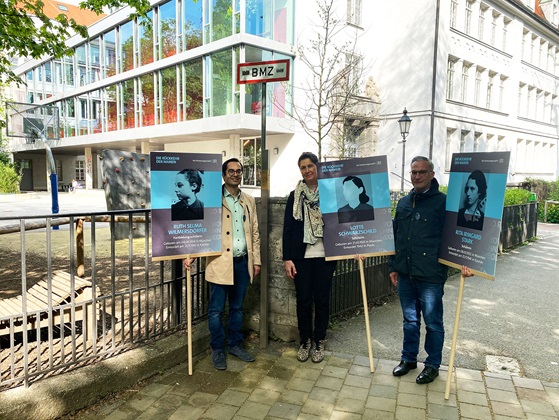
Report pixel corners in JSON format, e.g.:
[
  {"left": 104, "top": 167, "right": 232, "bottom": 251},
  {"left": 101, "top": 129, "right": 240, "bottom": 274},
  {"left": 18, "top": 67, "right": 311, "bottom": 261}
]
[{"left": 237, "top": 60, "right": 290, "bottom": 84}]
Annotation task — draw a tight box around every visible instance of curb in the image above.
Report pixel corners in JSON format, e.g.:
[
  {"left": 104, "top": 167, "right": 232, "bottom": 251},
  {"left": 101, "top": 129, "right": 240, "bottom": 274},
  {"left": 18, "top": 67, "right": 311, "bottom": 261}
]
[{"left": 0, "top": 323, "right": 210, "bottom": 420}]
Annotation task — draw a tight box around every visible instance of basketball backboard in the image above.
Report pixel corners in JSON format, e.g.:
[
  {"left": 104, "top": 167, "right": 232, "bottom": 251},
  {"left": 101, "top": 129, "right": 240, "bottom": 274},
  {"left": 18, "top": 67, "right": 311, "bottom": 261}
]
[{"left": 5, "top": 101, "right": 60, "bottom": 141}]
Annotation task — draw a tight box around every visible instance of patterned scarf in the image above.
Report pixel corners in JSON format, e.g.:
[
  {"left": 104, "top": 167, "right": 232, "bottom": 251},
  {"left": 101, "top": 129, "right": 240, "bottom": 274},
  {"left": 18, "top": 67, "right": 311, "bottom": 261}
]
[{"left": 293, "top": 180, "right": 323, "bottom": 245}]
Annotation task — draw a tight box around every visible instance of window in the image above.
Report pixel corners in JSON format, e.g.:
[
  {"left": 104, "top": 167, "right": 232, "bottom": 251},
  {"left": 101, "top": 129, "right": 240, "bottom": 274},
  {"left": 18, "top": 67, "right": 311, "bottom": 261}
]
[
  {"left": 103, "top": 29, "right": 117, "bottom": 77},
  {"left": 445, "top": 129, "right": 455, "bottom": 171},
  {"left": 347, "top": 0, "right": 362, "bottom": 26},
  {"left": 465, "top": 1, "right": 473, "bottom": 35},
  {"left": 158, "top": 0, "right": 177, "bottom": 59},
  {"left": 461, "top": 64, "right": 470, "bottom": 103},
  {"left": 474, "top": 67, "right": 482, "bottom": 106},
  {"left": 89, "top": 38, "right": 100, "bottom": 83},
  {"left": 486, "top": 133, "right": 494, "bottom": 151},
  {"left": 530, "top": 34, "right": 537, "bottom": 63},
  {"left": 159, "top": 66, "right": 178, "bottom": 123},
  {"left": 478, "top": 5, "right": 487, "bottom": 41},
  {"left": 450, "top": 0, "right": 458, "bottom": 28},
  {"left": 548, "top": 46, "right": 555, "bottom": 73},
  {"left": 119, "top": 21, "right": 134, "bottom": 72},
  {"left": 522, "top": 30, "right": 529, "bottom": 61},
  {"left": 345, "top": 53, "right": 363, "bottom": 95},
  {"left": 502, "top": 18, "right": 510, "bottom": 51},
  {"left": 242, "top": 138, "right": 261, "bottom": 187},
  {"left": 518, "top": 83, "right": 524, "bottom": 116},
  {"left": 499, "top": 76, "right": 506, "bottom": 112},
  {"left": 181, "top": 0, "right": 202, "bottom": 50},
  {"left": 486, "top": 72, "right": 495, "bottom": 109},
  {"left": 140, "top": 73, "right": 155, "bottom": 126},
  {"left": 139, "top": 10, "right": 155, "bottom": 66},
  {"left": 460, "top": 130, "right": 468, "bottom": 152},
  {"left": 56, "top": 160, "right": 63, "bottom": 179},
  {"left": 207, "top": 0, "right": 232, "bottom": 42},
  {"left": 447, "top": 59, "right": 455, "bottom": 100},
  {"left": 474, "top": 132, "right": 482, "bottom": 152},
  {"left": 75, "top": 160, "right": 85, "bottom": 181},
  {"left": 180, "top": 59, "right": 203, "bottom": 121},
  {"left": 206, "top": 49, "right": 233, "bottom": 117},
  {"left": 491, "top": 11, "right": 498, "bottom": 46}
]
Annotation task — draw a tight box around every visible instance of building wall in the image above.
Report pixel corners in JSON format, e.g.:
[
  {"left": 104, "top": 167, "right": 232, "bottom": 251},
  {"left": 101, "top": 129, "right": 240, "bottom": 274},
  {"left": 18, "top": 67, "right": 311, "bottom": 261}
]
[
  {"left": 7, "top": 0, "right": 559, "bottom": 196},
  {"left": 362, "top": 0, "right": 559, "bottom": 188}
]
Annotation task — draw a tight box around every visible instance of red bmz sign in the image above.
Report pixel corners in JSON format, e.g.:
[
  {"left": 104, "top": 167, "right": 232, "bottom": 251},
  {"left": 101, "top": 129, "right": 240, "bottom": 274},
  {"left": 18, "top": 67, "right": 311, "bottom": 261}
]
[{"left": 237, "top": 59, "right": 290, "bottom": 84}]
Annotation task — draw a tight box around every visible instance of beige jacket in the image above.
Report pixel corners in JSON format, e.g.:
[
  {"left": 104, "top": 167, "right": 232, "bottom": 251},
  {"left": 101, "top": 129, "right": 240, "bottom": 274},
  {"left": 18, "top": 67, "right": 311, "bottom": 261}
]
[{"left": 205, "top": 190, "right": 261, "bottom": 285}]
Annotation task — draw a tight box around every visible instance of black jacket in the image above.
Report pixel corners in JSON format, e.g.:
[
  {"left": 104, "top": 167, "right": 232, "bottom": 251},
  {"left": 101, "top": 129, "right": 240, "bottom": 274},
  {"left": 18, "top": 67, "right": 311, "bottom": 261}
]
[
  {"left": 389, "top": 179, "right": 448, "bottom": 283},
  {"left": 282, "top": 190, "right": 307, "bottom": 260}
]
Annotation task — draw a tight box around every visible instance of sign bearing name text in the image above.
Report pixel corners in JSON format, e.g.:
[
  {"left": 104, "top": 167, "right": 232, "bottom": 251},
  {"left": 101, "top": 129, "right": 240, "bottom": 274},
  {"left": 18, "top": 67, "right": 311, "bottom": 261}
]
[{"left": 237, "top": 59, "right": 290, "bottom": 84}]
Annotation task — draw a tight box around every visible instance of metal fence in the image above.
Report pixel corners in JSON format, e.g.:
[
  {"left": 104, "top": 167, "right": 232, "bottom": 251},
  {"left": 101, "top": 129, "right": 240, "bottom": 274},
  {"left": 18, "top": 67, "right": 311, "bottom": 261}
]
[
  {"left": 330, "top": 256, "right": 392, "bottom": 317},
  {"left": 0, "top": 209, "right": 208, "bottom": 390},
  {"left": 0, "top": 208, "right": 392, "bottom": 391}
]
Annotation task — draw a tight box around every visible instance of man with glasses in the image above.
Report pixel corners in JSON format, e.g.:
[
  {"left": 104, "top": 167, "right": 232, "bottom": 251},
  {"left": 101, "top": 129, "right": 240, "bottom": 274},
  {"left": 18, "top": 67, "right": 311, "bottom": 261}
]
[
  {"left": 188, "top": 158, "right": 261, "bottom": 370},
  {"left": 389, "top": 156, "right": 448, "bottom": 384}
]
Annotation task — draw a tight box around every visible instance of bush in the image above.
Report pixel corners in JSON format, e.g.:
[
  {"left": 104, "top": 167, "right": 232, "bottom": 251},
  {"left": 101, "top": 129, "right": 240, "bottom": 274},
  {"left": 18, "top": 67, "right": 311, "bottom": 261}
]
[
  {"left": 0, "top": 162, "right": 21, "bottom": 193},
  {"left": 541, "top": 203, "right": 559, "bottom": 223},
  {"left": 503, "top": 188, "right": 531, "bottom": 206}
]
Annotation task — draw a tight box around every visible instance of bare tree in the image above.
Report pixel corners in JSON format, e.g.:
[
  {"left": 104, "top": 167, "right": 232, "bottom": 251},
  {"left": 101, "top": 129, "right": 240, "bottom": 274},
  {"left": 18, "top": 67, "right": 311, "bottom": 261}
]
[{"left": 279, "top": 0, "right": 378, "bottom": 160}]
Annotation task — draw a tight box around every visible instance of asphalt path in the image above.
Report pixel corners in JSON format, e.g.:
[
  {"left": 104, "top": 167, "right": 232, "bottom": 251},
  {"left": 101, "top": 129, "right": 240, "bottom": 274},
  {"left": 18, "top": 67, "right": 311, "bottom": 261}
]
[{"left": 328, "top": 223, "right": 559, "bottom": 383}]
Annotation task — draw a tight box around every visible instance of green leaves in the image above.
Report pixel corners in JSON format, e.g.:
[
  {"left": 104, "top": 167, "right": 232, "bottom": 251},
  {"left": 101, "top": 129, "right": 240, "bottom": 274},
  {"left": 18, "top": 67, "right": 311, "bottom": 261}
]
[{"left": 0, "top": 0, "right": 152, "bottom": 85}]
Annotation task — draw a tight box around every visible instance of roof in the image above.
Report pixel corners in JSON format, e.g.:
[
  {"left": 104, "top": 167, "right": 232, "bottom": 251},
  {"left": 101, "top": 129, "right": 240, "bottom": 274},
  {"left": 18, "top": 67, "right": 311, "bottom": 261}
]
[{"left": 22, "top": 0, "right": 106, "bottom": 27}]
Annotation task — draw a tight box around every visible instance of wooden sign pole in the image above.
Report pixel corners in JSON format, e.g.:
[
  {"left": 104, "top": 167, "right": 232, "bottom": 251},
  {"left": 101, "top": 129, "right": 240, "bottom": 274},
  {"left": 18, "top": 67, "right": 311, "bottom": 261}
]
[
  {"left": 445, "top": 274, "right": 466, "bottom": 399},
  {"left": 358, "top": 259, "right": 375, "bottom": 373}
]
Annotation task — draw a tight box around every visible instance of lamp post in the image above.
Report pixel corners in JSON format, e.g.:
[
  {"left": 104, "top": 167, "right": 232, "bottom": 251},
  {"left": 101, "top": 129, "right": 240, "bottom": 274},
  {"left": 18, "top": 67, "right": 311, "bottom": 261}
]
[{"left": 398, "top": 108, "right": 412, "bottom": 192}]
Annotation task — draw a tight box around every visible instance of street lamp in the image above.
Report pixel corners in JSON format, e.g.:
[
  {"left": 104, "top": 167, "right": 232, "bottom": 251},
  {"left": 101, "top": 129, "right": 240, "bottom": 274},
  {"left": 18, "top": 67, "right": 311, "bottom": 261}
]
[{"left": 398, "top": 108, "right": 412, "bottom": 193}]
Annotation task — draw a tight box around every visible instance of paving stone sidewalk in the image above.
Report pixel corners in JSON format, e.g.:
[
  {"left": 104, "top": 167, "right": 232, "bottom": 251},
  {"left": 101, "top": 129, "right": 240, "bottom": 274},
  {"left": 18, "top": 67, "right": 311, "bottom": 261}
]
[{"left": 82, "top": 343, "right": 559, "bottom": 420}]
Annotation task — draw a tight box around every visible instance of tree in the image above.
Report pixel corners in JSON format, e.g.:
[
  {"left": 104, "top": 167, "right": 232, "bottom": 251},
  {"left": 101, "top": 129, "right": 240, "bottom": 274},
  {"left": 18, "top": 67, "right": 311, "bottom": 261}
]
[
  {"left": 0, "top": 0, "right": 152, "bottom": 86},
  {"left": 278, "top": 0, "right": 378, "bottom": 161}
]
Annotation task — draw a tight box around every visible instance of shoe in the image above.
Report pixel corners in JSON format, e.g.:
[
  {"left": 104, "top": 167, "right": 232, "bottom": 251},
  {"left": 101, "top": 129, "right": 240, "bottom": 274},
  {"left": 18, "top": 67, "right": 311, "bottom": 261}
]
[
  {"left": 297, "top": 339, "right": 312, "bottom": 362},
  {"left": 212, "top": 349, "right": 227, "bottom": 370},
  {"left": 416, "top": 366, "right": 439, "bottom": 384},
  {"left": 311, "top": 340, "right": 325, "bottom": 363},
  {"left": 229, "top": 345, "right": 255, "bottom": 362},
  {"left": 392, "top": 360, "right": 418, "bottom": 376}
]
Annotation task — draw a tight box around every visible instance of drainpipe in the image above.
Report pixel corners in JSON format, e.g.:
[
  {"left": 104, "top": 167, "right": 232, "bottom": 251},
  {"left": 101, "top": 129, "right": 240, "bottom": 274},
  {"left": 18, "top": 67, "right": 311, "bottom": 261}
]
[{"left": 429, "top": 0, "right": 441, "bottom": 160}]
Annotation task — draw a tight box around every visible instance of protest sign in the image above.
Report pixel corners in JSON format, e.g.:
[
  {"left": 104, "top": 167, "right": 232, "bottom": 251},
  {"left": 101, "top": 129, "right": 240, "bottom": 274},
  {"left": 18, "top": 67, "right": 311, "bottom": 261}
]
[
  {"left": 150, "top": 152, "right": 222, "bottom": 261},
  {"left": 439, "top": 151, "right": 510, "bottom": 279},
  {"left": 317, "top": 156, "right": 395, "bottom": 260}
]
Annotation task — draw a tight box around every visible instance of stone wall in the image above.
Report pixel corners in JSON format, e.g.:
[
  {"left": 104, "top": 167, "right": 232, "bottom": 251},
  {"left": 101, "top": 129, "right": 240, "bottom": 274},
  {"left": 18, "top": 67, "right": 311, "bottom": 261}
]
[{"left": 244, "top": 197, "right": 299, "bottom": 342}]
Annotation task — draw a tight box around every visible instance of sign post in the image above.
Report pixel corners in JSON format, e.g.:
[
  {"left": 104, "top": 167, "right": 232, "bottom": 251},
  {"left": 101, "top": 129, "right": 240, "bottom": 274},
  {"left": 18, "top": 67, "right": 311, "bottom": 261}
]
[{"left": 237, "top": 59, "right": 290, "bottom": 348}]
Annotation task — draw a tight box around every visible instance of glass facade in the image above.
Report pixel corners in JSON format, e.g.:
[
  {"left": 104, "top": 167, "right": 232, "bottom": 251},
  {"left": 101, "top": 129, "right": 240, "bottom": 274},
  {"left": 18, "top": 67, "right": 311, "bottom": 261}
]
[{"left": 19, "top": 0, "right": 294, "bottom": 139}]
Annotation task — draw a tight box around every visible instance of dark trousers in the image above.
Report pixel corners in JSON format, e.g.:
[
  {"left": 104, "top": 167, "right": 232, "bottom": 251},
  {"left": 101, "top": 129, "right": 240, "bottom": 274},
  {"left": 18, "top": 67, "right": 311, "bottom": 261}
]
[{"left": 293, "top": 258, "right": 336, "bottom": 344}]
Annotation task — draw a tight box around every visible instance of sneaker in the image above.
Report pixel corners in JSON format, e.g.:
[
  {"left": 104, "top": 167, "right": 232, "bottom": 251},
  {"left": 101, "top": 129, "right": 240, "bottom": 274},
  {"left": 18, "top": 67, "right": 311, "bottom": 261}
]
[
  {"left": 229, "top": 345, "right": 255, "bottom": 362},
  {"left": 311, "top": 340, "right": 325, "bottom": 363},
  {"left": 297, "top": 339, "right": 312, "bottom": 362},
  {"left": 212, "top": 349, "right": 227, "bottom": 370}
]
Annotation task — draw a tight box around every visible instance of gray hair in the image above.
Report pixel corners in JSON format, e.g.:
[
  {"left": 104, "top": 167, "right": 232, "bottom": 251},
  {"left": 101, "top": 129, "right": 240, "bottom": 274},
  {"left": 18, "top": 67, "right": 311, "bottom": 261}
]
[{"left": 411, "top": 156, "right": 434, "bottom": 171}]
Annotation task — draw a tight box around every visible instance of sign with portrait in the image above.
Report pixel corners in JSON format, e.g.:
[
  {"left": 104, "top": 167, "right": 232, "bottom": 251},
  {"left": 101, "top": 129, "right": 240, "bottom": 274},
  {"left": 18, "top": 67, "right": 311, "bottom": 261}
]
[
  {"left": 439, "top": 151, "right": 511, "bottom": 279},
  {"left": 150, "top": 152, "right": 222, "bottom": 261},
  {"left": 317, "top": 156, "right": 395, "bottom": 260}
]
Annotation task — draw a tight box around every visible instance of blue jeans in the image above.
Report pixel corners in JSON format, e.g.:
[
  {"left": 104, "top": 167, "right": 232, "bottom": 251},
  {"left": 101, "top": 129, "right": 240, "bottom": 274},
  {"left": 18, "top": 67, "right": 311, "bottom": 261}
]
[
  {"left": 208, "top": 258, "right": 250, "bottom": 350},
  {"left": 397, "top": 274, "right": 445, "bottom": 369}
]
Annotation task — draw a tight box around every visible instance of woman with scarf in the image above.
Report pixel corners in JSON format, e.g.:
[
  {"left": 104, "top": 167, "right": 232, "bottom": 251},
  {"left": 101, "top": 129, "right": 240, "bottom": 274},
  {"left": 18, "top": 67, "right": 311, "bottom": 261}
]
[{"left": 282, "top": 152, "right": 337, "bottom": 363}]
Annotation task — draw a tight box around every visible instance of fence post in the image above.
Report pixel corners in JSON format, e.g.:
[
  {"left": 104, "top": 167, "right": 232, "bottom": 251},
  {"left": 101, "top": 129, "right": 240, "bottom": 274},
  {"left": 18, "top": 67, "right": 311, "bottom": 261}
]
[{"left": 171, "top": 259, "right": 183, "bottom": 326}]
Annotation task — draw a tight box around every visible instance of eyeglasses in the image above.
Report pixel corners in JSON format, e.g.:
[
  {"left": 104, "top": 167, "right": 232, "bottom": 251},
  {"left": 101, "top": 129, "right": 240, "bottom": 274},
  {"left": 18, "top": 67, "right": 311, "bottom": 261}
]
[
  {"left": 409, "top": 170, "right": 432, "bottom": 176},
  {"left": 227, "top": 169, "right": 243, "bottom": 176}
]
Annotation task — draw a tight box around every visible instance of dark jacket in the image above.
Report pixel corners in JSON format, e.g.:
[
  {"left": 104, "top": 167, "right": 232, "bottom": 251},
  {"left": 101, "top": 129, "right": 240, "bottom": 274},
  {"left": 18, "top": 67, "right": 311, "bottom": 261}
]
[
  {"left": 282, "top": 190, "right": 307, "bottom": 260},
  {"left": 389, "top": 178, "right": 448, "bottom": 283},
  {"left": 171, "top": 198, "right": 204, "bottom": 221}
]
